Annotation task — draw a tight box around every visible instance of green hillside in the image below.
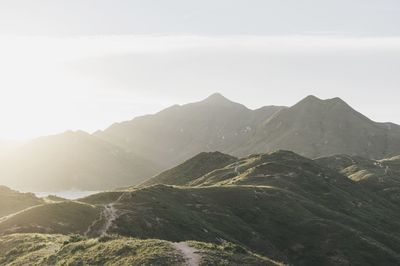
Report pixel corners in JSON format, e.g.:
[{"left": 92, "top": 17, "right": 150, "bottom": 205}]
[
  {"left": 316, "top": 154, "right": 400, "bottom": 203},
  {"left": 140, "top": 151, "right": 237, "bottom": 187},
  {"left": 0, "top": 186, "right": 43, "bottom": 218},
  {"left": 0, "top": 201, "right": 100, "bottom": 235},
  {"left": 2, "top": 151, "right": 400, "bottom": 265},
  {"left": 0, "top": 234, "right": 280, "bottom": 266}
]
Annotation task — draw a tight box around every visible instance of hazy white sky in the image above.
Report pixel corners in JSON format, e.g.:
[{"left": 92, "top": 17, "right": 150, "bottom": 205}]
[{"left": 0, "top": 0, "right": 400, "bottom": 140}]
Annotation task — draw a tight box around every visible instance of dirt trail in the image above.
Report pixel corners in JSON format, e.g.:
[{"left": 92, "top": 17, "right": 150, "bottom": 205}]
[
  {"left": 85, "top": 192, "right": 129, "bottom": 236},
  {"left": 98, "top": 203, "right": 118, "bottom": 236},
  {"left": 172, "top": 242, "right": 201, "bottom": 266},
  {"left": 0, "top": 205, "right": 45, "bottom": 223}
]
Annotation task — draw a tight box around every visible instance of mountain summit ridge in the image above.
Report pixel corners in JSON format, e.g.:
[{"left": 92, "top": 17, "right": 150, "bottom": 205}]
[
  {"left": 202, "top": 92, "right": 231, "bottom": 103},
  {"left": 293, "top": 95, "right": 351, "bottom": 110},
  {"left": 97, "top": 93, "right": 400, "bottom": 167}
]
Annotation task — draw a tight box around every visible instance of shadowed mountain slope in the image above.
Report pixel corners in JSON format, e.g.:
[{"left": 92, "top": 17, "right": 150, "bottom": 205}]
[
  {"left": 96, "top": 94, "right": 400, "bottom": 171},
  {"left": 238, "top": 95, "right": 400, "bottom": 159},
  {"left": 1, "top": 94, "right": 399, "bottom": 192},
  {"left": 95, "top": 93, "right": 286, "bottom": 167}
]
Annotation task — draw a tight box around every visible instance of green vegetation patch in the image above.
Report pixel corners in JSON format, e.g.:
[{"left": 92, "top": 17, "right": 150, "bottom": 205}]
[{"left": 0, "top": 201, "right": 100, "bottom": 235}]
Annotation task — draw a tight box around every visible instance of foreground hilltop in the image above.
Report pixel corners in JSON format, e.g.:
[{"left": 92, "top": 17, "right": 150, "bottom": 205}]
[
  {"left": 2, "top": 150, "right": 400, "bottom": 265},
  {"left": 0, "top": 234, "right": 280, "bottom": 265}
]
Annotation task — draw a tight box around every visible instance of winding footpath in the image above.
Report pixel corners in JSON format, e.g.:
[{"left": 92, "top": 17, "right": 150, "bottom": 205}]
[
  {"left": 85, "top": 192, "right": 129, "bottom": 236},
  {"left": 98, "top": 203, "right": 118, "bottom": 236},
  {"left": 172, "top": 242, "right": 201, "bottom": 266}
]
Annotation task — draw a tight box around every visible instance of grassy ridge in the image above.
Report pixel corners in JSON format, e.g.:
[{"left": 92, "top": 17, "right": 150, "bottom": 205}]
[
  {"left": 140, "top": 151, "right": 237, "bottom": 187},
  {"left": 0, "top": 186, "right": 43, "bottom": 218},
  {"left": 316, "top": 154, "right": 400, "bottom": 203},
  {"left": 0, "top": 234, "right": 279, "bottom": 265},
  {"left": 0, "top": 201, "right": 100, "bottom": 235},
  {"left": 2, "top": 150, "right": 400, "bottom": 265},
  {"left": 109, "top": 185, "right": 400, "bottom": 265}
]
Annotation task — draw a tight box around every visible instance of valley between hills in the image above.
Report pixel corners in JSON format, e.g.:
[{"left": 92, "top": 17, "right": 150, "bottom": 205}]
[{"left": 1, "top": 94, "right": 400, "bottom": 265}]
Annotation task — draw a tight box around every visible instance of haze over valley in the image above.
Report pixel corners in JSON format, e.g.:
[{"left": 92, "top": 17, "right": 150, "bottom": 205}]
[
  {"left": 2, "top": 93, "right": 400, "bottom": 193},
  {"left": 1, "top": 1, "right": 400, "bottom": 265}
]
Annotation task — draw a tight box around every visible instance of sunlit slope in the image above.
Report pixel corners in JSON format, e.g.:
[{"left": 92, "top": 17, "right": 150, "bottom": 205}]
[
  {"left": 316, "top": 154, "right": 400, "bottom": 203},
  {"left": 0, "top": 234, "right": 280, "bottom": 266},
  {"left": 0, "top": 186, "right": 43, "bottom": 218},
  {"left": 140, "top": 151, "right": 237, "bottom": 187},
  {"left": 0, "top": 201, "right": 100, "bottom": 235},
  {"left": 0, "top": 131, "right": 162, "bottom": 191}
]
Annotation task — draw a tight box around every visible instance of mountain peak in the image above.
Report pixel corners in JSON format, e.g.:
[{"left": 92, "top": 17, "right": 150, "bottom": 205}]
[
  {"left": 300, "top": 95, "right": 323, "bottom": 103},
  {"left": 199, "top": 93, "right": 249, "bottom": 109},
  {"left": 294, "top": 95, "right": 349, "bottom": 109},
  {"left": 202, "top": 93, "right": 231, "bottom": 104},
  {"left": 328, "top": 97, "right": 346, "bottom": 104}
]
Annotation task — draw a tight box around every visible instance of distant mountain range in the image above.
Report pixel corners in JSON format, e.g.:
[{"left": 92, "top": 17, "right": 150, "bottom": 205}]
[
  {"left": 95, "top": 93, "right": 287, "bottom": 168},
  {"left": 1, "top": 93, "right": 400, "bottom": 191},
  {"left": 97, "top": 93, "right": 400, "bottom": 167}
]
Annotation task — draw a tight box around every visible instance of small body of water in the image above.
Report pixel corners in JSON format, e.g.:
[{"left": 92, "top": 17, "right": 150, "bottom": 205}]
[{"left": 35, "top": 190, "right": 100, "bottom": 200}]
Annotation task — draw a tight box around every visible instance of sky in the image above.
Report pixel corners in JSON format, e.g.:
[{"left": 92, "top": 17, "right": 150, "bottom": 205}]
[{"left": 0, "top": 0, "right": 400, "bottom": 140}]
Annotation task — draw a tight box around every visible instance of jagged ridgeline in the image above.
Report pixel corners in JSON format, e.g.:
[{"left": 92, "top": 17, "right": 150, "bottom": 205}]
[
  {"left": 2, "top": 94, "right": 400, "bottom": 192},
  {"left": 2, "top": 150, "right": 400, "bottom": 265}
]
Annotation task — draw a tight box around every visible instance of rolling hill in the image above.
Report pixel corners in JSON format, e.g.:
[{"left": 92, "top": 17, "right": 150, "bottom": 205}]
[
  {"left": 0, "top": 234, "right": 280, "bottom": 266},
  {"left": 0, "top": 201, "right": 101, "bottom": 236},
  {"left": 3, "top": 151, "right": 400, "bottom": 265},
  {"left": 140, "top": 151, "right": 237, "bottom": 187},
  {"left": 316, "top": 154, "right": 400, "bottom": 203},
  {"left": 0, "top": 186, "right": 43, "bottom": 218}
]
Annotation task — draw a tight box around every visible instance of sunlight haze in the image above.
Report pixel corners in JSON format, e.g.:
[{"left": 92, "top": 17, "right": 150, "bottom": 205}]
[
  {"left": 0, "top": 0, "right": 399, "bottom": 140},
  {"left": 3, "top": 3, "right": 400, "bottom": 265}
]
